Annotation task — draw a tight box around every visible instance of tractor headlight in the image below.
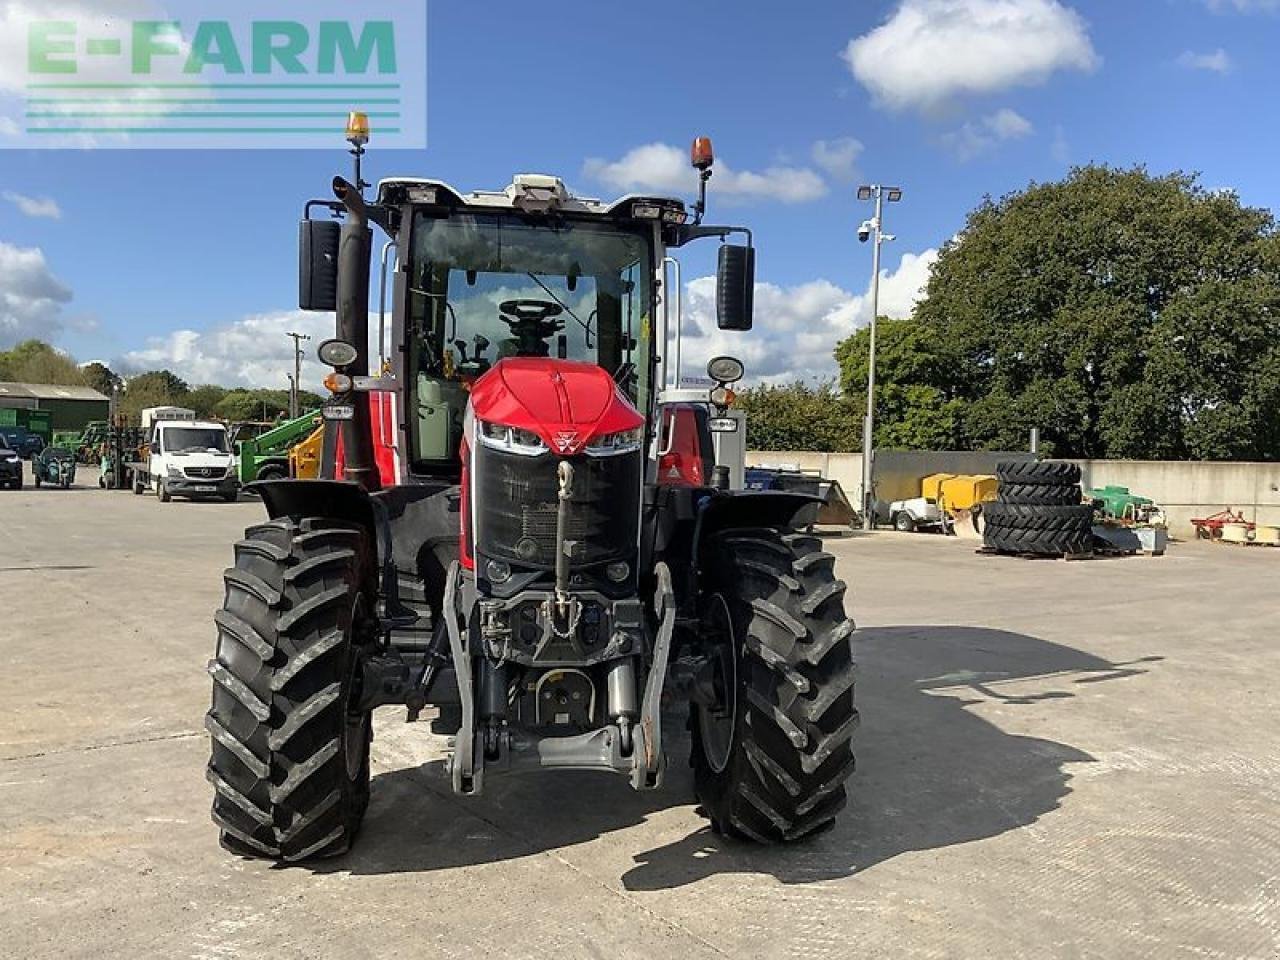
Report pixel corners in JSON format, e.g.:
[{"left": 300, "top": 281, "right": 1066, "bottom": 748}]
[
  {"left": 585, "top": 426, "right": 643, "bottom": 456},
  {"left": 477, "top": 420, "right": 547, "bottom": 456}
]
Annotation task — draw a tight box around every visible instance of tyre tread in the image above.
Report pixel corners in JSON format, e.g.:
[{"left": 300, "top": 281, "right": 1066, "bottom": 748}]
[
  {"left": 693, "top": 528, "right": 859, "bottom": 842},
  {"left": 206, "top": 517, "right": 370, "bottom": 862}
]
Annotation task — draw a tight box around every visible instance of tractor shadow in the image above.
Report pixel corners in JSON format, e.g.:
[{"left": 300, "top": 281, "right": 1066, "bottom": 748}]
[{"left": 315, "top": 626, "right": 1160, "bottom": 888}]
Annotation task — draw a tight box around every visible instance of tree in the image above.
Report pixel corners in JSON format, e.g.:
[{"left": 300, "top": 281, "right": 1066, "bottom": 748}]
[
  {"left": 0, "top": 339, "right": 86, "bottom": 385},
  {"left": 837, "top": 165, "right": 1280, "bottom": 460},
  {"left": 735, "top": 382, "right": 861, "bottom": 452},
  {"left": 836, "top": 316, "right": 963, "bottom": 450},
  {"left": 213, "top": 388, "right": 301, "bottom": 423},
  {"left": 187, "top": 384, "right": 229, "bottom": 418},
  {"left": 121, "top": 369, "right": 190, "bottom": 418},
  {"left": 82, "top": 362, "right": 121, "bottom": 396}
]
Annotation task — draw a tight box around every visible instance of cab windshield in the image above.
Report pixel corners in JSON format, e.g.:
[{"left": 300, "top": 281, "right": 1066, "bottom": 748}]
[
  {"left": 162, "top": 427, "right": 228, "bottom": 454},
  {"left": 406, "top": 211, "right": 655, "bottom": 469}
]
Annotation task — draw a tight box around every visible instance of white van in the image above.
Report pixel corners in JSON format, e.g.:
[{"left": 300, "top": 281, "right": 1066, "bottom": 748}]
[{"left": 133, "top": 408, "right": 239, "bottom": 502}]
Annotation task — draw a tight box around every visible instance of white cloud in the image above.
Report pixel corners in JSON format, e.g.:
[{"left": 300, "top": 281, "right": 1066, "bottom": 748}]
[
  {"left": 0, "top": 1, "right": 165, "bottom": 94},
  {"left": 673, "top": 249, "right": 940, "bottom": 385},
  {"left": 0, "top": 242, "right": 73, "bottom": 347},
  {"left": 583, "top": 143, "right": 828, "bottom": 204},
  {"left": 119, "top": 310, "right": 339, "bottom": 389},
  {"left": 0, "top": 1, "right": 195, "bottom": 145},
  {"left": 941, "top": 108, "right": 1034, "bottom": 160},
  {"left": 811, "top": 138, "right": 865, "bottom": 182},
  {"left": 1177, "top": 49, "right": 1233, "bottom": 72},
  {"left": 116, "top": 250, "right": 939, "bottom": 391},
  {"left": 4, "top": 192, "right": 62, "bottom": 219},
  {"left": 843, "top": 0, "right": 1099, "bottom": 113}
]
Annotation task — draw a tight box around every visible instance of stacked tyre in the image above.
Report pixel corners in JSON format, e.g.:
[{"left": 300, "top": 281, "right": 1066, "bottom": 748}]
[{"left": 984, "top": 461, "right": 1093, "bottom": 556}]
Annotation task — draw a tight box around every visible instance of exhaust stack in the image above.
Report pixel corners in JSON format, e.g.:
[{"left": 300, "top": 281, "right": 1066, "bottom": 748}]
[{"left": 331, "top": 176, "right": 380, "bottom": 491}]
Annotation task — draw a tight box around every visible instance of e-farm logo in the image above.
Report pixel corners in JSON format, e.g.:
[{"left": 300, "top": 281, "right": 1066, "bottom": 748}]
[{"left": 4, "top": 2, "right": 426, "bottom": 149}]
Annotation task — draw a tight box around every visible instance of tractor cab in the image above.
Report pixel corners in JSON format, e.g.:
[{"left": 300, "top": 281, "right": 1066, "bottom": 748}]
[{"left": 389, "top": 179, "right": 667, "bottom": 477}]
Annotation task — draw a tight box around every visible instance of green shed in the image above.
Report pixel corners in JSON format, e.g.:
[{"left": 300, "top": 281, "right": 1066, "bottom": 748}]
[{"left": 0, "top": 382, "right": 111, "bottom": 433}]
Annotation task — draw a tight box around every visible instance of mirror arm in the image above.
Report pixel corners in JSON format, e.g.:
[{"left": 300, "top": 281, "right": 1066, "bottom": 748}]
[{"left": 671, "top": 224, "right": 753, "bottom": 248}]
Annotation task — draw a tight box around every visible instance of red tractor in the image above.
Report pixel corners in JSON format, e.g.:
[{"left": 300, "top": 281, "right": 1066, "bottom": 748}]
[{"left": 206, "top": 123, "right": 859, "bottom": 861}]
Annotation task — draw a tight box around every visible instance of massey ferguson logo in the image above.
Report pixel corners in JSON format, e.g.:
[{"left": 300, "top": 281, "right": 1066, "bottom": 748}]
[{"left": 553, "top": 431, "right": 579, "bottom": 453}]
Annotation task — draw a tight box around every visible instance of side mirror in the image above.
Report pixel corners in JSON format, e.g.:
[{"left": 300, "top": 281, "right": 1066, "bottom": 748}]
[
  {"left": 716, "top": 244, "right": 754, "bottom": 331},
  {"left": 299, "top": 219, "right": 340, "bottom": 311}
]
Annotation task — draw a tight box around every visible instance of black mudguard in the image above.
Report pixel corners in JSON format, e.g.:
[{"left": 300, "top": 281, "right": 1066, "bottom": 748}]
[
  {"left": 252, "top": 478, "right": 378, "bottom": 527},
  {"left": 648, "top": 486, "right": 822, "bottom": 620},
  {"left": 251, "top": 478, "right": 388, "bottom": 603},
  {"left": 251, "top": 478, "right": 459, "bottom": 624}
]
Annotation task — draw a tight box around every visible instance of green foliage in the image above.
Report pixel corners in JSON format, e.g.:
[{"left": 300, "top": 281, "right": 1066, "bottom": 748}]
[
  {"left": 836, "top": 316, "right": 963, "bottom": 450},
  {"left": 186, "top": 384, "right": 229, "bottom": 418},
  {"left": 212, "top": 388, "right": 324, "bottom": 423},
  {"left": 831, "top": 165, "right": 1280, "bottom": 460},
  {"left": 81, "top": 362, "right": 121, "bottom": 396},
  {"left": 0, "top": 339, "right": 86, "bottom": 386},
  {"left": 736, "top": 381, "right": 861, "bottom": 452},
  {"left": 120, "top": 369, "right": 190, "bottom": 418},
  {"left": 2, "top": 339, "right": 329, "bottom": 428}
]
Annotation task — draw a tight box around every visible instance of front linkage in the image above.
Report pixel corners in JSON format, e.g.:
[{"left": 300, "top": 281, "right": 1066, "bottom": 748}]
[{"left": 441, "top": 560, "right": 676, "bottom": 796}]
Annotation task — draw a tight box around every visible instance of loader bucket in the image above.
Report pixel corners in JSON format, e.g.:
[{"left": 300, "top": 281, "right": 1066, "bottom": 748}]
[{"left": 817, "top": 479, "right": 858, "bottom": 527}]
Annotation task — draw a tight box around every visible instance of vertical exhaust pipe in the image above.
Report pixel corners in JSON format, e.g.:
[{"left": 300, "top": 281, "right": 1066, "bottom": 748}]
[{"left": 332, "top": 176, "right": 380, "bottom": 491}]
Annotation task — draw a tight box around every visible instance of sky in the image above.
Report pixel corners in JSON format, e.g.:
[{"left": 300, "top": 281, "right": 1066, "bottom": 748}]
[{"left": 1, "top": 0, "right": 1279, "bottom": 389}]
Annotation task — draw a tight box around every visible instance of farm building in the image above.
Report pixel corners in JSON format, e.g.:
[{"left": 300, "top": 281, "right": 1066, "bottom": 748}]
[{"left": 0, "top": 382, "right": 111, "bottom": 431}]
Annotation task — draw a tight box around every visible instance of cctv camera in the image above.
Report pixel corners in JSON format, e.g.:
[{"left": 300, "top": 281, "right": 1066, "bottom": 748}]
[{"left": 857, "top": 219, "right": 874, "bottom": 243}]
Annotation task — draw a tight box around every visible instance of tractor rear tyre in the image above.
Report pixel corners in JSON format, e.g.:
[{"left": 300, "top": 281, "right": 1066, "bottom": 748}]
[
  {"left": 255, "top": 464, "right": 288, "bottom": 483},
  {"left": 996, "top": 460, "right": 1082, "bottom": 486},
  {"left": 982, "top": 503, "right": 1094, "bottom": 531},
  {"left": 691, "top": 528, "right": 858, "bottom": 842},
  {"left": 997, "top": 482, "right": 1081, "bottom": 506},
  {"left": 205, "top": 517, "right": 375, "bottom": 862},
  {"left": 984, "top": 523, "right": 1093, "bottom": 556}
]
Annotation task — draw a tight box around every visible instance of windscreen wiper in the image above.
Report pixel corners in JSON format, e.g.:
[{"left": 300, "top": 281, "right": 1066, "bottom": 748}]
[{"left": 526, "top": 273, "right": 591, "bottom": 337}]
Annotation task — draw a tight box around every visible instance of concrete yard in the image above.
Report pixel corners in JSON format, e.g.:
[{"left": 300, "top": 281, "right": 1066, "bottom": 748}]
[{"left": 2, "top": 474, "right": 1278, "bottom": 960}]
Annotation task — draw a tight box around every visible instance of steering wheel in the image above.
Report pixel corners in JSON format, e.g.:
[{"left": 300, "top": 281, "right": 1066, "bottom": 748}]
[{"left": 498, "top": 299, "right": 565, "bottom": 357}]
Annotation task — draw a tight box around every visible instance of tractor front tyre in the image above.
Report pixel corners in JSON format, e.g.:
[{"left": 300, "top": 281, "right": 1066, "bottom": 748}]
[
  {"left": 205, "top": 517, "right": 375, "bottom": 862},
  {"left": 691, "top": 528, "right": 859, "bottom": 843}
]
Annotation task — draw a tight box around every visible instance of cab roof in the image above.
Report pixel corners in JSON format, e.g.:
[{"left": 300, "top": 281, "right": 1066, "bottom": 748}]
[{"left": 376, "top": 173, "right": 687, "bottom": 219}]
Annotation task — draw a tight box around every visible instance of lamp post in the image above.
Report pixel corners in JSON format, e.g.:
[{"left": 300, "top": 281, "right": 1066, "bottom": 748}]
[
  {"left": 286, "top": 331, "right": 311, "bottom": 418},
  {"left": 856, "top": 184, "right": 903, "bottom": 531}
]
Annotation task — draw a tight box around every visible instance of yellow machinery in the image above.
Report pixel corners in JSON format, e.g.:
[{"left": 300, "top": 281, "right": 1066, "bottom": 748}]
[
  {"left": 922, "top": 473, "right": 999, "bottom": 511},
  {"left": 288, "top": 424, "right": 325, "bottom": 479}
]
